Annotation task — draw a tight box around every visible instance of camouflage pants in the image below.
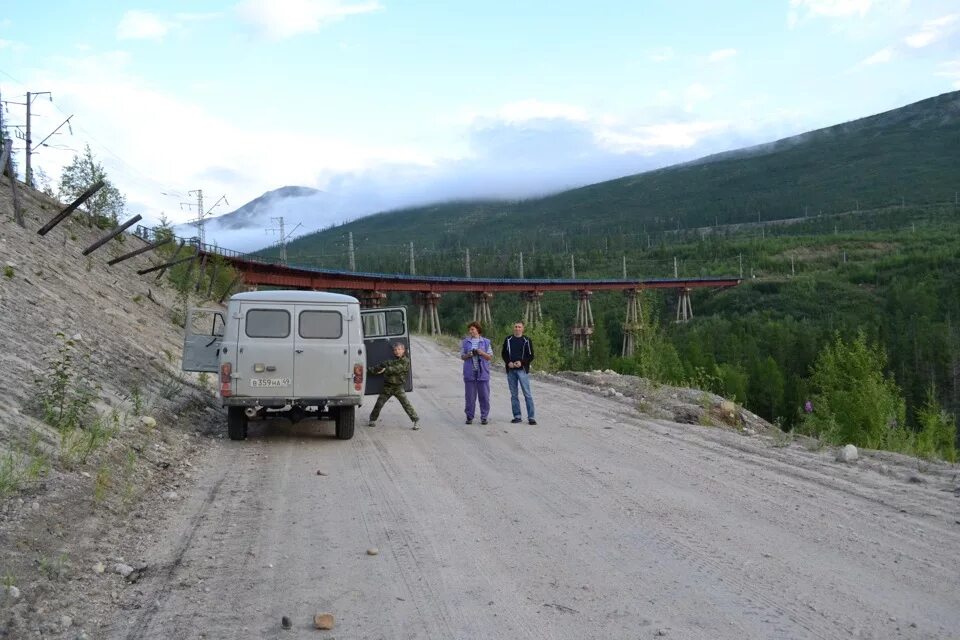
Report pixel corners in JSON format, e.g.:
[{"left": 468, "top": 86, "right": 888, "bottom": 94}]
[{"left": 370, "top": 385, "right": 419, "bottom": 423}]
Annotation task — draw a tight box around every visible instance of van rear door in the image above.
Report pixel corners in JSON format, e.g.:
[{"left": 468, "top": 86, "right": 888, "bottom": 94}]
[
  {"left": 235, "top": 303, "right": 296, "bottom": 397},
  {"left": 182, "top": 307, "right": 225, "bottom": 373},
  {"left": 361, "top": 307, "right": 411, "bottom": 395},
  {"left": 293, "top": 305, "right": 351, "bottom": 398}
]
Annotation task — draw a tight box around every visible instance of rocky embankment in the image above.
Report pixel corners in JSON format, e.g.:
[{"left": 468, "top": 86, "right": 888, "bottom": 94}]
[{"left": 0, "top": 181, "right": 223, "bottom": 639}]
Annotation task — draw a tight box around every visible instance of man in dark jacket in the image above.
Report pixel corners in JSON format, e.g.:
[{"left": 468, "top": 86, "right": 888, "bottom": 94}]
[
  {"left": 368, "top": 342, "right": 419, "bottom": 430},
  {"left": 501, "top": 321, "right": 536, "bottom": 425}
]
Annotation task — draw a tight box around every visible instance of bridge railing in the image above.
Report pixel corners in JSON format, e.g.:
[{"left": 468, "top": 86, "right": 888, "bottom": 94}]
[{"left": 134, "top": 225, "right": 277, "bottom": 265}]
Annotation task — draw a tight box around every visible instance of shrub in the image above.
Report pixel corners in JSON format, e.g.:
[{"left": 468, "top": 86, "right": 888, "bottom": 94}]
[
  {"left": 800, "top": 331, "right": 905, "bottom": 449},
  {"left": 32, "top": 333, "right": 99, "bottom": 432},
  {"left": 914, "top": 387, "right": 957, "bottom": 462},
  {"left": 522, "top": 319, "right": 563, "bottom": 373}
]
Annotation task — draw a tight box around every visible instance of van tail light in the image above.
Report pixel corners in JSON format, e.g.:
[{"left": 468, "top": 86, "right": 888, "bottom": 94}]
[
  {"left": 353, "top": 363, "right": 364, "bottom": 391},
  {"left": 220, "top": 363, "right": 232, "bottom": 397}
]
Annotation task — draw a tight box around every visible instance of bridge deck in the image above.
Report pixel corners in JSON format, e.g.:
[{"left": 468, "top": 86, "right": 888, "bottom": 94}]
[{"left": 209, "top": 253, "right": 742, "bottom": 293}]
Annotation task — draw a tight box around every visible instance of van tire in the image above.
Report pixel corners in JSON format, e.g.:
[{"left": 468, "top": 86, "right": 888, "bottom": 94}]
[
  {"left": 227, "top": 407, "right": 248, "bottom": 440},
  {"left": 335, "top": 407, "right": 355, "bottom": 440}
]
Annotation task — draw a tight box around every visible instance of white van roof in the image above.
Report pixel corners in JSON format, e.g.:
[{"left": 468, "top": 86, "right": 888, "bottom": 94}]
[{"left": 230, "top": 290, "right": 359, "bottom": 304}]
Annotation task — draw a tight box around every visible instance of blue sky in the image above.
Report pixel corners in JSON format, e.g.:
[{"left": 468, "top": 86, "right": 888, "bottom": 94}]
[{"left": 1, "top": 1, "right": 958, "bottom": 249}]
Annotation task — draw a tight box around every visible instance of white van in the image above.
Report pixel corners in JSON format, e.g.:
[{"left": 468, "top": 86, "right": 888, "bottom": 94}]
[{"left": 182, "top": 290, "right": 412, "bottom": 441}]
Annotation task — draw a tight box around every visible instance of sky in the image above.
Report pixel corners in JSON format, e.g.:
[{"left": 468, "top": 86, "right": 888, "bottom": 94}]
[{"left": 1, "top": 0, "right": 958, "bottom": 250}]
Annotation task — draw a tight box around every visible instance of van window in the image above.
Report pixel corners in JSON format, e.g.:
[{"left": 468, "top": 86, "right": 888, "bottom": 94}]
[
  {"left": 362, "top": 309, "right": 406, "bottom": 337},
  {"left": 245, "top": 309, "right": 290, "bottom": 338},
  {"left": 299, "top": 310, "right": 342, "bottom": 339},
  {"left": 189, "top": 310, "right": 225, "bottom": 336}
]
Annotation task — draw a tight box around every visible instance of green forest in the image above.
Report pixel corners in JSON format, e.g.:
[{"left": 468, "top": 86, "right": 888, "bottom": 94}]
[
  {"left": 248, "top": 91, "right": 960, "bottom": 460},
  {"left": 255, "top": 203, "right": 960, "bottom": 461}
]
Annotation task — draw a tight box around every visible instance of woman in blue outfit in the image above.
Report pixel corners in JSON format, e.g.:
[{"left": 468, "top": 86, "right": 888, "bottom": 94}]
[{"left": 460, "top": 321, "right": 493, "bottom": 425}]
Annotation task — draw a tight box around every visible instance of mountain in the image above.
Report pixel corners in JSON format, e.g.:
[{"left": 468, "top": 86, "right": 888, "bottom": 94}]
[
  {"left": 172, "top": 185, "right": 329, "bottom": 251},
  {"left": 267, "top": 90, "right": 960, "bottom": 263},
  {"left": 207, "top": 186, "right": 324, "bottom": 230}
]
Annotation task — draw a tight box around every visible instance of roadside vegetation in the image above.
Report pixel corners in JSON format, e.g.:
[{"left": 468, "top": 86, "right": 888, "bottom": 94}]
[{"left": 295, "top": 203, "right": 960, "bottom": 463}]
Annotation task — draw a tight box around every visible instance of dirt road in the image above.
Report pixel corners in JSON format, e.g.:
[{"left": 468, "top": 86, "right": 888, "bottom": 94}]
[{"left": 115, "top": 337, "right": 960, "bottom": 639}]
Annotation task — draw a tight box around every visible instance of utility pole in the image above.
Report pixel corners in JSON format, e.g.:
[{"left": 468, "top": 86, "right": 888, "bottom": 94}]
[
  {"left": 465, "top": 247, "right": 471, "bottom": 278},
  {"left": 193, "top": 190, "right": 204, "bottom": 243},
  {"left": 519, "top": 252, "right": 524, "bottom": 279},
  {"left": 622, "top": 255, "right": 627, "bottom": 279},
  {"left": 674, "top": 256, "right": 678, "bottom": 278},
  {"left": 25, "top": 91, "right": 52, "bottom": 187},
  {"left": 182, "top": 190, "right": 228, "bottom": 247},
  {"left": 267, "top": 217, "right": 301, "bottom": 266},
  {"left": 270, "top": 216, "right": 286, "bottom": 263},
  {"left": 791, "top": 255, "right": 795, "bottom": 276},
  {"left": 739, "top": 253, "right": 743, "bottom": 278},
  {"left": 409, "top": 242, "right": 416, "bottom": 275},
  {"left": 348, "top": 232, "right": 356, "bottom": 271}
]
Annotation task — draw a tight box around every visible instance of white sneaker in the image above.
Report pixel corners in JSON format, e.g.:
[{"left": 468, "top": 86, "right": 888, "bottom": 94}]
[{"left": 411, "top": 422, "right": 420, "bottom": 430}]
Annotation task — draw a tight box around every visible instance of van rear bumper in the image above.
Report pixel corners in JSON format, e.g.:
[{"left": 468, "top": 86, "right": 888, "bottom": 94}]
[{"left": 222, "top": 396, "right": 361, "bottom": 408}]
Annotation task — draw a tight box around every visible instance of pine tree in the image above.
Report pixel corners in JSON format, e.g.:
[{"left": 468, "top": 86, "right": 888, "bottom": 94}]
[{"left": 58, "top": 144, "right": 126, "bottom": 228}]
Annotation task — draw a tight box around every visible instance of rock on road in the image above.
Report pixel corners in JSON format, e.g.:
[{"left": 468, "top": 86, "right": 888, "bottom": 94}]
[{"left": 116, "top": 337, "right": 960, "bottom": 639}]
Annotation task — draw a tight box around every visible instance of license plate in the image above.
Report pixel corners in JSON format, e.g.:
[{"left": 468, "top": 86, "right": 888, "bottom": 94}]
[{"left": 249, "top": 377, "right": 290, "bottom": 388}]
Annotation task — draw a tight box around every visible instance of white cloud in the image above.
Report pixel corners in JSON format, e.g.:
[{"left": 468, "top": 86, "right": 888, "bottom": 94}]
[
  {"left": 25, "top": 51, "right": 430, "bottom": 229},
  {"left": 903, "top": 13, "right": 959, "bottom": 48},
  {"left": 236, "top": 0, "right": 382, "bottom": 39},
  {"left": 860, "top": 46, "right": 895, "bottom": 64},
  {"left": 494, "top": 100, "right": 589, "bottom": 123},
  {"left": 597, "top": 120, "right": 731, "bottom": 152},
  {"left": 789, "top": 0, "right": 877, "bottom": 23},
  {"left": 787, "top": 0, "right": 908, "bottom": 27},
  {"left": 19, "top": 50, "right": 814, "bottom": 252},
  {"left": 683, "top": 83, "right": 713, "bottom": 111},
  {"left": 649, "top": 47, "right": 674, "bottom": 63},
  {"left": 117, "top": 10, "right": 172, "bottom": 41},
  {"left": 935, "top": 59, "right": 960, "bottom": 88},
  {"left": 707, "top": 48, "right": 737, "bottom": 62}
]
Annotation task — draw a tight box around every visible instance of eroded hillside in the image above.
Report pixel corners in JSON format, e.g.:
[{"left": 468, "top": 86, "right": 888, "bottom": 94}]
[{"left": 0, "top": 180, "right": 223, "bottom": 638}]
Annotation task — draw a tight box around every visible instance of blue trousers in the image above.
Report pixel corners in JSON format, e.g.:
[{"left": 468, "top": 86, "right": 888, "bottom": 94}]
[{"left": 507, "top": 369, "right": 535, "bottom": 419}]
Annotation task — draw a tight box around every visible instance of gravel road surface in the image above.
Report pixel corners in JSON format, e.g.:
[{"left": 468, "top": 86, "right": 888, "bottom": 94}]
[{"left": 115, "top": 337, "right": 960, "bottom": 639}]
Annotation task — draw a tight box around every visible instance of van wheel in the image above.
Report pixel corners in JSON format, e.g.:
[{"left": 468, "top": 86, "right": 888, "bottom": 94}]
[
  {"left": 227, "top": 407, "right": 248, "bottom": 440},
  {"left": 335, "top": 407, "right": 355, "bottom": 440}
]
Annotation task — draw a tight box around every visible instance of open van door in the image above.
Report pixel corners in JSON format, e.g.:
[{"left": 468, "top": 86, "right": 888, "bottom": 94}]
[
  {"left": 182, "top": 307, "right": 226, "bottom": 372},
  {"left": 361, "top": 307, "right": 411, "bottom": 395}
]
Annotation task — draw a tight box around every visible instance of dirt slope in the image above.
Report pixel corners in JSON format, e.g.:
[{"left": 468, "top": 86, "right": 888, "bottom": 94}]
[
  {"left": 0, "top": 182, "right": 223, "bottom": 639},
  {"left": 116, "top": 337, "right": 960, "bottom": 640}
]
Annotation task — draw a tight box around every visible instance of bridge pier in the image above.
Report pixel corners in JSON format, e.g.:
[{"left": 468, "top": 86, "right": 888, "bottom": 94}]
[
  {"left": 473, "top": 292, "right": 493, "bottom": 327},
  {"left": 676, "top": 288, "right": 693, "bottom": 323},
  {"left": 360, "top": 290, "right": 387, "bottom": 309},
  {"left": 571, "top": 290, "right": 594, "bottom": 353},
  {"left": 417, "top": 292, "right": 442, "bottom": 335},
  {"left": 522, "top": 291, "right": 543, "bottom": 326},
  {"left": 622, "top": 289, "right": 642, "bottom": 357}
]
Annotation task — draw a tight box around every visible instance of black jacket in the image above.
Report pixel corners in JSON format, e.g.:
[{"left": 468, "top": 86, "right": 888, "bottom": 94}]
[{"left": 501, "top": 335, "right": 534, "bottom": 373}]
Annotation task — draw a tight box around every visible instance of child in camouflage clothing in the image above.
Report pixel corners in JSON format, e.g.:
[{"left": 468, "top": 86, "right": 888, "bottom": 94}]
[{"left": 368, "top": 342, "right": 419, "bottom": 430}]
